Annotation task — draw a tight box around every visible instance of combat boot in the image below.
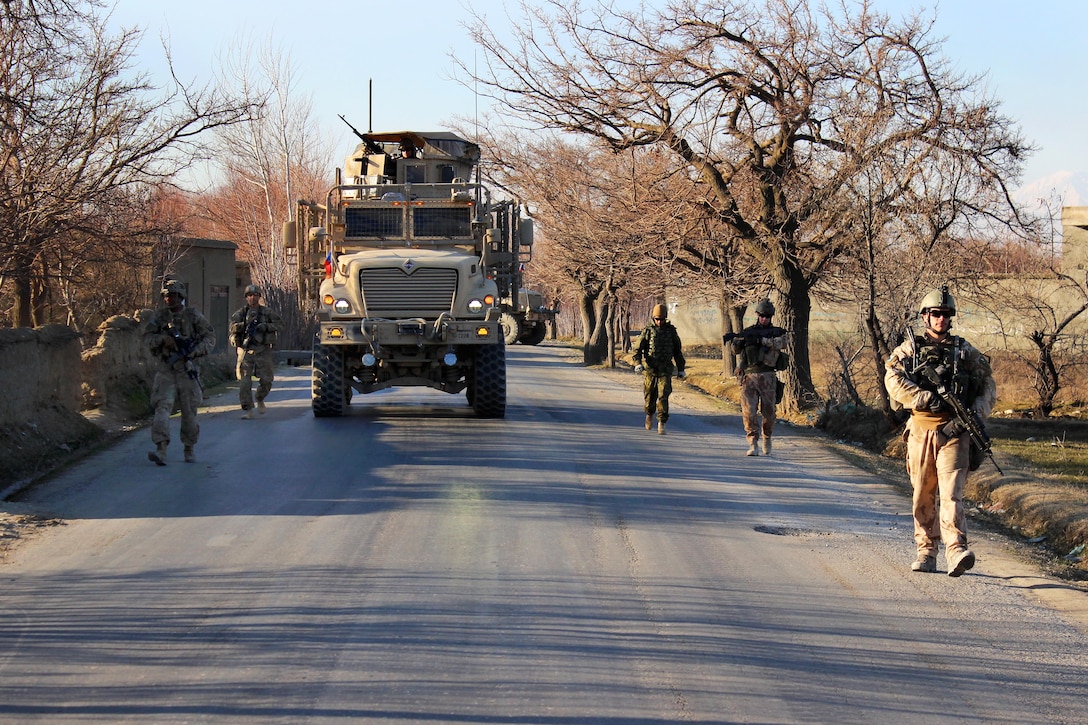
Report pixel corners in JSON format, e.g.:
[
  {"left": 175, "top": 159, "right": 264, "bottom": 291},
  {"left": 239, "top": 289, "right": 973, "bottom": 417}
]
[
  {"left": 746, "top": 442, "right": 758, "bottom": 457},
  {"left": 184, "top": 445, "right": 195, "bottom": 463},
  {"left": 911, "top": 554, "right": 937, "bottom": 573},
  {"left": 257, "top": 400, "right": 267, "bottom": 414},
  {"left": 761, "top": 438, "right": 772, "bottom": 455},
  {"left": 148, "top": 442, "right": 168, "bottom": 466},
  {"left": 242, "top": 408, "right": 255, "bottom": 420},
  {"left": 645, "top": 414, "right": 653, "bottom": 430},
  {"left": 658, "top": 420, "right": 666, "bottom": 435},
  {"left": 947, "top": 548, "right": 975, "bottom": 577}
]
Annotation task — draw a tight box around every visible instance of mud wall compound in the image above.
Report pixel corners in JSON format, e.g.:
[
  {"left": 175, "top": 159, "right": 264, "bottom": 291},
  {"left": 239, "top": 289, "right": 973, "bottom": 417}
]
[{"left": 0, "top": 324, "right": 84, "bottom": 425}]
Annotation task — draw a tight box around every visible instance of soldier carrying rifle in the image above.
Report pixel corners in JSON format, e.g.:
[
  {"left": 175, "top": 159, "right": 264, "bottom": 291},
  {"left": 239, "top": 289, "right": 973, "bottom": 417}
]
[
  {"left": 726, "top": 299, "right": 789, "bottom": 456},
  {"left": 229, "top": 284, "right": 283, "bottom": 419},
  {"left": 144, "top": 280, "right": 215, "bottom": 465},
  {"left": 884, "top": 286, "right": 997, "bottom": 578}
]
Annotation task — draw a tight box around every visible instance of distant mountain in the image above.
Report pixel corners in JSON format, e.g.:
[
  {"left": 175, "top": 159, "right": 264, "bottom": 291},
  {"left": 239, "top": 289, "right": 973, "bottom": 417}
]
[{"left": 1013, "top": 170, "right": 1088, "bottom": 210}]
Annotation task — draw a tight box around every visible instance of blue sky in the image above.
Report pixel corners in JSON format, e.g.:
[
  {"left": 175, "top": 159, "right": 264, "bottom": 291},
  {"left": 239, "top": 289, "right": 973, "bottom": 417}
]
[{"left": 108, "top": 1, "right": 1088, "bottom": 189}]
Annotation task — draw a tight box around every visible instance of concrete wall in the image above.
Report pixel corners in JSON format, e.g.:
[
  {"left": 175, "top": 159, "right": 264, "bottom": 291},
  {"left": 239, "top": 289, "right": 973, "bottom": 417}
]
[{"left": 168, "top": 237, "right": 239, "bottom": 354}]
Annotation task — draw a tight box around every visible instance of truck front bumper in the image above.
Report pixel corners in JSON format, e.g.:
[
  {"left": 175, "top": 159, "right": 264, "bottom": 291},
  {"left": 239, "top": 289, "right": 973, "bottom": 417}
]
[{"left": 318, "top": 318, "right": 500, "bottom": 346}]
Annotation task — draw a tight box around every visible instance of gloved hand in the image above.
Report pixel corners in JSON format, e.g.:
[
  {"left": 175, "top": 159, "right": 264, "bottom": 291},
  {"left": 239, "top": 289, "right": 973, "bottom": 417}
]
[
  {"left": 677, "top": 370, "right": 687, "bottom": 379},
  {"left": 912, "top": 390, "right": 944, "bottom": 413},
  {"left": 634, "top": 364, "right": 644, "bottom": 373},
  {"left": 911, "top": 390, "right": 934, "bottom": 411}
]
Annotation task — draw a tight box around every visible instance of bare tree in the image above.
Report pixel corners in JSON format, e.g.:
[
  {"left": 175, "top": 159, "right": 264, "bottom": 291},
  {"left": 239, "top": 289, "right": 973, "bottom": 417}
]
[
  {"left": 198, "top": 36, "right": 334, "bottom": 292},
  {"left": 478, "top": 130, "right": 694, "bottom": 364},
  {"left": 461, "top": 0, "right": 1033, "bottom": 411},
  {"left": 0, "top": 0, "right": 254, "bottom": 327}
]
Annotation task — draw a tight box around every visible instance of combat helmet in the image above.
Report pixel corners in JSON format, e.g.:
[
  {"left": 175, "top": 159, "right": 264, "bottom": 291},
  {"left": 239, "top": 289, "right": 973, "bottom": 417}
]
[
  {"left": 244, "top": 284, "right": 261, "bottom": 297},
  {"left": 754, "top": 299, "right": 775, "bottom": 317},
  {"left": 161, "top": 279, "right": 186, "bottom": 300},
  {"left": 652, "top": 303, "right": 667, "bottom": 320},
  {"left": 918, "top": 286, "right": 955, "bottom": 316}
]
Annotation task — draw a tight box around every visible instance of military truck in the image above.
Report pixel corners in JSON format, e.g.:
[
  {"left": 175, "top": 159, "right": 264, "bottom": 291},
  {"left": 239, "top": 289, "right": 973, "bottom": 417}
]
[
  {"left": 284, "top": 129, "right": 532, "bottom": 418},
  {"left": 499, "top": 288, "right": 560, "bottom": 346}
]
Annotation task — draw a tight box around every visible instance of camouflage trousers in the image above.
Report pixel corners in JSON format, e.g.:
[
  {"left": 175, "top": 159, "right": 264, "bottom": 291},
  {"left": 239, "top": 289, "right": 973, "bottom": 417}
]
[
  {"left": 237, "top": 346, "right": 276, "bottom": 410},
  {"left": 905, "top": 420, "right": 971, "bottom": 557},
  {"left": 150, "top": 367, "right": 201, "bottom": 447},
  {"left": 739, "top": 371, "right": 777, "bottom": 444},
  {"left": 642, "top": 372, "right": 674, "bottom": 423}
]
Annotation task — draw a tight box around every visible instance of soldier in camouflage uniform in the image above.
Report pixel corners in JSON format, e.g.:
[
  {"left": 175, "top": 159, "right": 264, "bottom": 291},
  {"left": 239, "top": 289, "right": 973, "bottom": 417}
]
[
  {"left": 885, "top": 287, "right": 996, "bottom": 577},
  {"left": 729, "top": 299, "right": 788, "bottom": 456},
  {"left": 633, "top": 303, "right": 686, "bottom": 435},
  {"left": 230, "top": 284, "right": 284, "bottom": 419},
  {"left": 144, "top": 280, "right": 215, "bottom": 465}
]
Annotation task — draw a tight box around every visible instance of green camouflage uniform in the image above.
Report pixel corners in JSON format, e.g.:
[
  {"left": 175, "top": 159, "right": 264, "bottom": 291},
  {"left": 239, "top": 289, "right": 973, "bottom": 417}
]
[
  {"left": 144, "top": 304, "right": 215, "bottom": 449},
  {"left": 633, "top": 321, "right": 685, "bottom": 423},
  {"left": 229, "top": 303, "right": 284, "bottom": 412}
]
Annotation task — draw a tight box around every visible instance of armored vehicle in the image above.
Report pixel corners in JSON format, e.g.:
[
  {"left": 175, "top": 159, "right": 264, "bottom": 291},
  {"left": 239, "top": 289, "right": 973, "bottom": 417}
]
[
  {"left": 499, "top": 288, "right": 559, "bottom": 346},
  {"left": 284, "top": 129, "right": 532, "bottom": 418}
]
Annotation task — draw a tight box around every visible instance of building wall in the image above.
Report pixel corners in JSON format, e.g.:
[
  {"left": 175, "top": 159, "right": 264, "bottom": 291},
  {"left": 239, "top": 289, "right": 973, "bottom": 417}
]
[{"left": 168, "top": 238, "right": 238, "bottom": 354}]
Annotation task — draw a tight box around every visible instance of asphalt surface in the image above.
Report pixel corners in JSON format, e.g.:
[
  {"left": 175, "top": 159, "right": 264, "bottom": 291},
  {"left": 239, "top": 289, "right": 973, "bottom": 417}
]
[{"left": 1, "top": 344, "right": 1086, "bottom": 724}]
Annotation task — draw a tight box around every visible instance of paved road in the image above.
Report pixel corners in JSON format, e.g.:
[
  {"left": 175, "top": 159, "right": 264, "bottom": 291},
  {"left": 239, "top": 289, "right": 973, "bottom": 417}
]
[{"left": 1, "top": 344, "right": 1086, "bottom": 723}]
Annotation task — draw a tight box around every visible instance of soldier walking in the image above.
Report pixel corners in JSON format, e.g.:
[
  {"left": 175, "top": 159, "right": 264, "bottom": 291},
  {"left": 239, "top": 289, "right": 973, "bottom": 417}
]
[
  {"left": 144, "top": 280, "right": 215, "bottom": 464},
  {"left": 633, "top": 303, "right": 686, "bottom": 435},
  {"left": 884, "top": 287, "right": 997, "bottom": 577},
  {"left": 729, "top": 299, "right": 789, "bottom": 456},
  {"left": 230, "top": 284, "right": 284, "bottom": 419}
]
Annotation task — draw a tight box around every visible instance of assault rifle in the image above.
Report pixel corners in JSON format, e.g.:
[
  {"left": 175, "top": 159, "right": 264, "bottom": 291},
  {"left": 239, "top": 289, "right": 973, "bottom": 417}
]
[
  {"left": 723, "top": 326, "right": 787, "bottom": 345},
  {"left": 916, "top": 364, "right": 1002, "bottom": 474},
  {"left": 241, "top": 313, "right": 261, "bottom": 349},
  {"left": 165, "top": 322, "right": 201, "bottom": 384}
]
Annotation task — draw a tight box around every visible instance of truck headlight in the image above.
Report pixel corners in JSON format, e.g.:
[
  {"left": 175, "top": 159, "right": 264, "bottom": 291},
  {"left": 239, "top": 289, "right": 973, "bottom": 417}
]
[
  {"left": 333, "top": 298, "right": 352, "bottom": 314},
  {"left": 467, "top": 298, "right": 484, "bottom": 313}
]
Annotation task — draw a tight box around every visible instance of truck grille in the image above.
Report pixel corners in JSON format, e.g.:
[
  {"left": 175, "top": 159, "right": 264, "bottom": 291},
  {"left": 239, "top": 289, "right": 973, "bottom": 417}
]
[{"left": 360, "top": 267, "right": 458, "bottom": 314}]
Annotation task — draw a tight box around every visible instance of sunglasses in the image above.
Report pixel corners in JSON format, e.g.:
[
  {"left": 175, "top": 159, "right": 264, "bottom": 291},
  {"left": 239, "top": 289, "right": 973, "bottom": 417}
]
[{"left": 927, "top": 310, "right": 952, "bottom": 319}]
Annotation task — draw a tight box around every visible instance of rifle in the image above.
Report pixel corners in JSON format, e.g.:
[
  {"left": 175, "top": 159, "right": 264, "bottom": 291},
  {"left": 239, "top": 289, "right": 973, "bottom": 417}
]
[
  {"left": 723, "top": 326, "right": 787, "bottom": 345},
  {"left": 241, "top": 312, "right": 261, "bottom": 350},
  {"left": 165, "top": 322, "right": 201, "bottom": 384},
  {"left": 916, "top": 364, "right": 1002, "bottom": 475}
]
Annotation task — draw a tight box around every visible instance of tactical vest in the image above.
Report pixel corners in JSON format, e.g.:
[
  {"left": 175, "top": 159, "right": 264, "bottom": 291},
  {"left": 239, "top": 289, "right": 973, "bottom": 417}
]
[
  {"left": 911, "top": 335, "right": 984, "bottom": 407},
  {"left": 639, "top": 323, "right": 679, "bottom": 374}
]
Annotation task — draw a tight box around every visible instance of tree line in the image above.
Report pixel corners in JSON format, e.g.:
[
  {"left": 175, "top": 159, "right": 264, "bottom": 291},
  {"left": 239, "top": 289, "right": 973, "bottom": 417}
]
[{"left": 2, "top": 0, "right": 1084, "bottom": 418}]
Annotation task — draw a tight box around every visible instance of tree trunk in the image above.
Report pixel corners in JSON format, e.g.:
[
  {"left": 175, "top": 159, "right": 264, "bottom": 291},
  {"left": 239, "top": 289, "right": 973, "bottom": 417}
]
[{"left": 776, "top": 262, "right": 818, "bottom": 413}]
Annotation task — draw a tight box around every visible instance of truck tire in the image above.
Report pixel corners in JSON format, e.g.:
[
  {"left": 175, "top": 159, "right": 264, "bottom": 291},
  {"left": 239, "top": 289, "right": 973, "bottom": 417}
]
[
  {"left": 517, "top": 323, "right": 547, "bottom": 346},
  {"left": 471, "top": 340, "right": 507, "bottom": 418},
  {"left": 312, "top": 343, "right": 348, "bottom": 417},
  {"left": 500, "top": 312, "right": 522, "bottom": 345}
]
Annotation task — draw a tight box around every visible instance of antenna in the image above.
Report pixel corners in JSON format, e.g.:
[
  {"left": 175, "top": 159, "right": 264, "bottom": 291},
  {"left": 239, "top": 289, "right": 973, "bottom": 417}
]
[{"left": 368, "top": 79, "right": 372, "bottom": 133}]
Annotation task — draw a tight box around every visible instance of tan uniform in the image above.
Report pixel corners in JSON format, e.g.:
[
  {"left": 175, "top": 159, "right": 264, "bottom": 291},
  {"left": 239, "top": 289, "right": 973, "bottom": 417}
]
[
  {"left": 730, "top": 325, "right": 788, "bottom": 447},
  {"left": 885, "top": 334, "right": 997, "bottom": 559}
]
